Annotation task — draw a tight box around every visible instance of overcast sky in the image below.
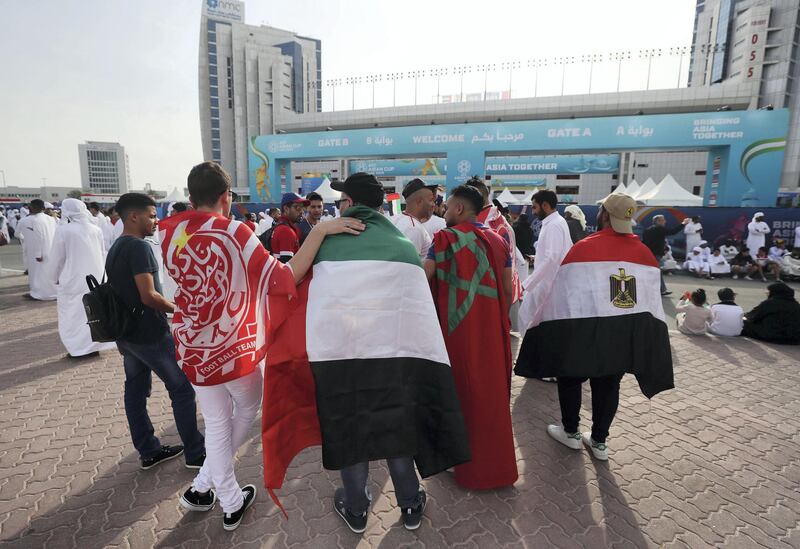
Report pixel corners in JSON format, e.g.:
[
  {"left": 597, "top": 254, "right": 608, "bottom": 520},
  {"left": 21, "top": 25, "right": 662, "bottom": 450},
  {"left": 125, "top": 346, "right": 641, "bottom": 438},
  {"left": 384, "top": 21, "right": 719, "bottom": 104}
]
[{"left": 0, "top": 0, "right": 695, "bottom": 191}]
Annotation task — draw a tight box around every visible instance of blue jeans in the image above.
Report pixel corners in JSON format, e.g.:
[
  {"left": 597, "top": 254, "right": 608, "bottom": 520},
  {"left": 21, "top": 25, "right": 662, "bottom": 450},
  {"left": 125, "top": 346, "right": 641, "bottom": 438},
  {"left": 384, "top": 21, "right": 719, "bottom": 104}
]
[
  {"left": 116, "top": 333, "right": 205, "bottom": 461},
  {"left": 340, "top": 458, "right": 421, "bottom": 514}
]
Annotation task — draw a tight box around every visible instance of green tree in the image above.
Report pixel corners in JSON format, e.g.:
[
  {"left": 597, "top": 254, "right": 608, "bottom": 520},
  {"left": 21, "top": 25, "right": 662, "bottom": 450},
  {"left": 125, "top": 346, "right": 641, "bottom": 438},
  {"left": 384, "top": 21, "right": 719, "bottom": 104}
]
[{"left": 67, "top": 189, "right": 83, "bottom": 199}]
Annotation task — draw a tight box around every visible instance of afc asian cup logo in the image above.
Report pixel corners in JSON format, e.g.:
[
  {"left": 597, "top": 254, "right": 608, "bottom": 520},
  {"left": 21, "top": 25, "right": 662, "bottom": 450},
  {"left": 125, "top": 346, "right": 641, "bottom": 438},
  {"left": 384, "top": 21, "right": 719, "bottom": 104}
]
[{"left": 457, "top": 160, "right": 472, "bottom": 177}]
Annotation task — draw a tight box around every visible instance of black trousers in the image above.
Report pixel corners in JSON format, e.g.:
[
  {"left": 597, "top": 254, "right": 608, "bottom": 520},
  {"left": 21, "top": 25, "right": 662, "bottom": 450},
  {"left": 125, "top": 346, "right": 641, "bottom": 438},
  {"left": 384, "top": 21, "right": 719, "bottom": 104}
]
[{"left": 557, "top": 375, "right": 623, "bottom": 443}]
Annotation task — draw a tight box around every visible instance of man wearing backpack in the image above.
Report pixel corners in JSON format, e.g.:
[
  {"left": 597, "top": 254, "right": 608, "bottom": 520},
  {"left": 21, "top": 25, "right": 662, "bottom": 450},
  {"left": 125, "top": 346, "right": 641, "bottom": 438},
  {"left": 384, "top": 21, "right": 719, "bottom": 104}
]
[
  {"left": 106, "top": 193, "right": 206, "bottom": 471},
  {"left": 268, "top": 192, "right": 308, "bottom": 262}
]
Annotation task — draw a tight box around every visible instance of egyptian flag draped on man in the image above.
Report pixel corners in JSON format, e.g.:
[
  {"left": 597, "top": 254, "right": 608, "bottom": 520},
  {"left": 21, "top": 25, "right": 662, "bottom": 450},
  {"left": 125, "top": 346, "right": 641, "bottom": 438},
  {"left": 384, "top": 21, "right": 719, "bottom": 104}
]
[
  {"left": 263, "top": 203, "right": 471, "bottom": 503},
  {"left": 515, "top": 223, "right": 674, "bottom": 399},
  {"left": 158, "top": 210, "right": 296, "bottom": 386},
  {"left": 430, "top": 221, "right": 518, "bottom": 489}
]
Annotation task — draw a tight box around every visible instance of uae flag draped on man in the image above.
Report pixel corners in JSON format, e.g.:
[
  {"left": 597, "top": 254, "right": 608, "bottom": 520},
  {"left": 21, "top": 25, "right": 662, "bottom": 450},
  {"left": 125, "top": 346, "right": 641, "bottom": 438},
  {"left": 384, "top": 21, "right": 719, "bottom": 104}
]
[
  {"left": 158, "top": 210, "right": 296, "bottom": 386},
  {"left": 515, "top": 218, "right": 674, "bottom": 399},
  {"left": 262, "top": 204, "right": 471, "bottom": 506}
]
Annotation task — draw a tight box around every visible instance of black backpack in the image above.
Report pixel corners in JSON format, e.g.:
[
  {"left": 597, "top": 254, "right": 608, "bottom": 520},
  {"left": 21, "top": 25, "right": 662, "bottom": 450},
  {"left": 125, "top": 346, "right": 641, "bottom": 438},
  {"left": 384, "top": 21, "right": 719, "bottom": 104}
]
[
  {"left": 258, "top": 221, "right": 285, "bottom": 253},
  {"left": 83, "top": 274, "right": 138, "bottom": 342}
]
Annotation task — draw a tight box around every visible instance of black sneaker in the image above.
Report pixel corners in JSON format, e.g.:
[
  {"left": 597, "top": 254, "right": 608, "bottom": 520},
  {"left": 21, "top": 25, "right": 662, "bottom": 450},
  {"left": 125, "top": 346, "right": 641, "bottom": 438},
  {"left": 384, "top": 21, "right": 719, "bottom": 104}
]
[
  {"left": 401, "top": 488, "right": 427, "bottom": 531},
  {"left": 140, "top": 445, "right": 184, "bottom": 470},
  {"left": 185, "top": 453, "right": 205, "bottom": 470},
  {"left": 223, "top": 485, "right": 256, "bottom": 531},
  {"left": 180, "top": 487, "right": 216, "bottom": 512},
  {"left": 334, "top": 487, "right": 370, "bottom": 534}
]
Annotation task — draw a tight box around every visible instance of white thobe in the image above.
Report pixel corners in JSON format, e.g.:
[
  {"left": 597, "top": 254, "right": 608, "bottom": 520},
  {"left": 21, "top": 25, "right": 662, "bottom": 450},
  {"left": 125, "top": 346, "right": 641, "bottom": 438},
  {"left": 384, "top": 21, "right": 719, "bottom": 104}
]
[
  {"left": 746, "top": 221, "right": 770, "bottom": 258},
  {"left": 16, "top": 213, "right": 57, "bottom": 300},
  {"left": 795, "top": 225, "right": 800, "bottom": 249},
  {"left": 684, "top": 222, "right": 703, "bottom": 253},
  {"left": 708, "top": 255, "right": 731, "bottom": 275},
  {"left": 49, "top": 220, "right": 115, "bottom": 356},
  {"left": 518, "top": 212, "right": 573, "bottom": 331},
  {"left": 256, "top": 217, "right": 274, "bottom": 236}
]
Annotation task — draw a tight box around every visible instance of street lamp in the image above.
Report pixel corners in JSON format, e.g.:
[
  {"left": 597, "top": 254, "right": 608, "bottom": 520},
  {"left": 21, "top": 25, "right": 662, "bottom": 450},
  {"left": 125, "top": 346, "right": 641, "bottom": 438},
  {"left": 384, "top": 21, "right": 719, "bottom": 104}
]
[{"left": 0, "top": 170, "right": 6, "bottom": 188}]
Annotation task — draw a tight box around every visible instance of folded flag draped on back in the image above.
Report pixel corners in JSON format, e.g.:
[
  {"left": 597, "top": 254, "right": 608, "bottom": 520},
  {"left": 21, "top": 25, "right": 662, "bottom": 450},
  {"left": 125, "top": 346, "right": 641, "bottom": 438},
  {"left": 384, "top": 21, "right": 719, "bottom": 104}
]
[
  {"left": 159, "top": 211, "right": 295, "bottom": 386},
  {"left": 514, "top": 229, "right": 674, "bottom": 398},
  {"left": 262, "top": 205, "right": 471, "bottom": 506},
  {"left": 477, "top": 206, "right": 522, "bottom": 302}
]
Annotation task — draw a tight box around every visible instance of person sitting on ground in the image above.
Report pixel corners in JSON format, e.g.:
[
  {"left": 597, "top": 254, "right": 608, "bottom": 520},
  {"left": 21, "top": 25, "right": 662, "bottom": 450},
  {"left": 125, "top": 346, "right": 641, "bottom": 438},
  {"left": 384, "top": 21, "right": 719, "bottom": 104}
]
[
  {"left": 755, "top": 247, "right": 776, "bottom": 282},
  {"left": 781, "top": 247, "right": 800, "bottom": 280},
  {"left": 708, "top": 288, "right": 744, "bottom": 337},
  {"left": 708, "top": 248, "right": 731, "bottom": 276},
  {"left": 768, "top": 239, "right": 788, "bottom": 274},
  {"left": 684, "top": 247, "right": 713, "bottom": 279},
  {"left": 676, "top": 288, "right": 712, "bottom": 335},
  {"left": 742, "top": 282, "right": 800, "bottom": 344},
  {"left": 730, "top": 247, "right": 759, "bottom": 280},
  {"left": 720, "top": 240, "right": 739, "bottom": 262},
  {"left": 661, "top": 243, "right": 680, "bottom": 273},
  {"left": 698, "top": 240, "right": 712, "bottom": 265}
]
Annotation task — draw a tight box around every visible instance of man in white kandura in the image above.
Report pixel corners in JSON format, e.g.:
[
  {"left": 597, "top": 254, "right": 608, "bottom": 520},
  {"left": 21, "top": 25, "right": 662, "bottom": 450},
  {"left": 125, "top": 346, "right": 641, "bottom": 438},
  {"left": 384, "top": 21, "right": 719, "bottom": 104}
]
[
  {"left": 16, "top": 199, "right": 57, "bottom": 301},
  {"left": 746, "top": 212, "right": 770, "bottom": 260},
  {"left": 48, "top": 199, "right": 116, "bottom": 358}
]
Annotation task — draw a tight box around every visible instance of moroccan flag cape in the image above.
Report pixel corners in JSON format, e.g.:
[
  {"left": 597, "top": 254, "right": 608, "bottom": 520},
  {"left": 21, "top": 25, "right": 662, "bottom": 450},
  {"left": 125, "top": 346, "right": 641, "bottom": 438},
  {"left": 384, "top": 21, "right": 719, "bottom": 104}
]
[
  {"left": 430, "top": 223, "right": 518, "bottom": 490},
  {"left": 262, "top": 205, "right": 471, "bottom": 505},
  {"left": 514, "top": 228, "right": 674, "bottom": 398},
  {"left": 477, "top": 205, "right": 522, "bottom": 302},
  {"left": 159, "top": 210, "right": 295, "bottom": 386}
]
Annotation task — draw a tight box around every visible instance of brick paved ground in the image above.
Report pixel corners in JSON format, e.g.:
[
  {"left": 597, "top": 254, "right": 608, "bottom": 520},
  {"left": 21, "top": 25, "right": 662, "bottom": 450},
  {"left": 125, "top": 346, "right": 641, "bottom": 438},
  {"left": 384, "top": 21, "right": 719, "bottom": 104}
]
[{"left": 1, "top": 272, "right": 799, "bottom": 548}]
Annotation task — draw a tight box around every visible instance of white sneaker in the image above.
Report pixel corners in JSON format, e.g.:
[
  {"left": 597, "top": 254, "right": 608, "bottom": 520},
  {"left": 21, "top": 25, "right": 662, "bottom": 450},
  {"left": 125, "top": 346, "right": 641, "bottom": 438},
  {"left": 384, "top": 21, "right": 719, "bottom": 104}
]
[
  {"left": 546, "top": 425, "right": 582, "bottom": 450},
  {"left": 582, "top": 433, "right": 609, "bottom": 461},
  {"left": 732, "top": 274, "right": 739, "bottom": 280}
]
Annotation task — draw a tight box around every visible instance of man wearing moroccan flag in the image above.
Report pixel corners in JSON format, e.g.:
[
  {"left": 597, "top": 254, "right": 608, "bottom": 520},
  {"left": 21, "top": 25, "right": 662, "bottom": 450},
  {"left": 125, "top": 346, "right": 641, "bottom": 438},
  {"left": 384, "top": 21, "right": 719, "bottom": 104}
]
[
  {"left": 515, "top": 193, "right": 674, "bottom": 462},
  {"left": 466, "top": 176, "right": 523, "bottom": 303},
  {"left": 424, "top": 185, "right": 518, "bottom": 490},
  {"left": 264, "top": 173, "right": 471, "bottom": 533},
  {"left": 160, "top": 162, "right": 364, "bottom": 532}
]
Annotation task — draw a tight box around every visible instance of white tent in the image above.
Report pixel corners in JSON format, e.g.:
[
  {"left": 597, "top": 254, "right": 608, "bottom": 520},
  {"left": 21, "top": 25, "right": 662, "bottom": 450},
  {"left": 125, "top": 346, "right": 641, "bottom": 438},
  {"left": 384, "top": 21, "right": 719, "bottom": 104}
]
[
  {"left": 611, "top": 182, "right": 627, "bottom": 195},
  {"left": 637, "top": 174, "right": 703, "bottom": 206},
  {"left": 312, "top": 177, "right": 341, "bottom": 203},
  {"left": 163, "top": 187, "right": 187, "bottom": 203},
  {"left": 494, "top": 188, "right": 519, "bottom": 206},
  {"left": 632, "top": 177, "right": 657, "bottom": 199},
  {"left": 519, "top": 190, "right": 535, "bottom": 204},
  {"left": 625, "top": 179, "right": 640, "bottom": 198}
]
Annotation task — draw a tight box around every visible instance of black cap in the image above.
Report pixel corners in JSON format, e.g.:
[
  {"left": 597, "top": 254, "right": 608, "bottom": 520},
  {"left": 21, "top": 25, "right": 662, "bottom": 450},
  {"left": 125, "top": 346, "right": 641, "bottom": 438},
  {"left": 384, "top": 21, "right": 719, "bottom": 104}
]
[
  {"left": 401, "top": 178, "right": 438, "bottom": 199},
  {"left": 331, "top": 172, "right": 385, "bottom": 207},
  {"left": 718, "top": 288, "right": 736, "bottom": 301}
]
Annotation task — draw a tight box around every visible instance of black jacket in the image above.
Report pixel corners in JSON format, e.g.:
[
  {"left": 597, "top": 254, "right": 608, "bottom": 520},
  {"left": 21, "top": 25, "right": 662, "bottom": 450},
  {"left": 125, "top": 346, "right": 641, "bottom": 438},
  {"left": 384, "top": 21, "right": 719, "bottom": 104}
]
[
  {"left": 513, "top": 221, "right": 535, "bottom": 256},
  {"left": 566, "top": 218, "right": 587, "bottom": 244},
  {"left": 742, "top": 296, "right": 800, "bottom": 344},
  {"left": 642, "top": 224, "right": 685, "bottom": 258}
]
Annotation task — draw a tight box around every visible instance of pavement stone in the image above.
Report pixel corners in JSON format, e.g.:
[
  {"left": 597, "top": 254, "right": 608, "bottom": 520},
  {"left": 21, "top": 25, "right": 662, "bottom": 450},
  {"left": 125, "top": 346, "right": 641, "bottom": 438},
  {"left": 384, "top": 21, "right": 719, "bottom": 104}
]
[{"left": 1, "top": 271, "right": 800, "bottom": 548}]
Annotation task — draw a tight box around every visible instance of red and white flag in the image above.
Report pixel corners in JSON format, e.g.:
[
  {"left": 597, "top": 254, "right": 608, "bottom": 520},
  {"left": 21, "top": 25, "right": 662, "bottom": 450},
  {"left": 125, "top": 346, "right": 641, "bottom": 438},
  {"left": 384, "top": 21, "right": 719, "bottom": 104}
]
[{"left": 159, "top": 211, "right": 295, "bottom": 386}]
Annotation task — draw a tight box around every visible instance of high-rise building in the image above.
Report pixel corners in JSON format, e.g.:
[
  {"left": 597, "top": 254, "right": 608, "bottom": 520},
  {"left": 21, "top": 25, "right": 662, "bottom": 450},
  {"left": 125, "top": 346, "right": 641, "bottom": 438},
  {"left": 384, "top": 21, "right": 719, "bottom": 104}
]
[
  {"left": 78, "top": 141, "right": 131, "bottom": 195},
  {"left": 688, "top": 0, "right": 800, "bottom": 188},
  {"left": 199, "top": 0, "right": 322, "bottom": 192}
]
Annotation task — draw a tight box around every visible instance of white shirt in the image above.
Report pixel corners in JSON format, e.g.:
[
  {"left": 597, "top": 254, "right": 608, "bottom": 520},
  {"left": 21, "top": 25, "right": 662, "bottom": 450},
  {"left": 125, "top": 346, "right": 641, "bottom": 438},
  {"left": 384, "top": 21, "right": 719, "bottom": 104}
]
[
  {"left": 518, "top": 211, "right": 572, "bottom": 331},
  {"left": 393, "top": 213, "right": 433, "bottom": 260},
  {"left": 768, "top": 246, "right": 788, "bottom": 263},
  {"left": 746, "top": 220, "right": 770, "bottom": 258},
  {"left": 708, "top": 303, "right": 744, "bottom": 337},
  {"left": 708, "top": 254, "right": 731, "bottom": 274},
  {"left": 421, "top": 215, "right": 447, "bottom": 238},
  {"left": 795, "top": 225, "right": 800, "bottom": 248}
]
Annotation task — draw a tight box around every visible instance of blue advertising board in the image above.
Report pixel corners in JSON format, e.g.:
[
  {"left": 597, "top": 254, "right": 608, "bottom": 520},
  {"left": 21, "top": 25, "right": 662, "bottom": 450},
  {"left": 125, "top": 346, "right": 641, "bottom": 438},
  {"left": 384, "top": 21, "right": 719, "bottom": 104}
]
[
  {"left": 249, "top": 109, "right": 789, "bottom": 207},
  {"left": 486, "top": 154, "right": 619, "bottom": 174}
]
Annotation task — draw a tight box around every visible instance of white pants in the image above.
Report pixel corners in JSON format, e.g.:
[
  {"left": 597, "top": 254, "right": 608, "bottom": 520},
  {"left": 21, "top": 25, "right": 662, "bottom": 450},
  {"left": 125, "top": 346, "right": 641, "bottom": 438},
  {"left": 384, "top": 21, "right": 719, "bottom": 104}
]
[{"left": 192, "top": 368, "right": 263, "bottom": 513}]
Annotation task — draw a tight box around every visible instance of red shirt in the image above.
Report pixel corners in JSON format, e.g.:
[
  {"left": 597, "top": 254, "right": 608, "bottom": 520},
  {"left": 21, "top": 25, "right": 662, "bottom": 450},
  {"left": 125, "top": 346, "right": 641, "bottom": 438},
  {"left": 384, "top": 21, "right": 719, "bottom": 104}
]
[
  {"left": 271, "top": 216, "right": 301, "bottom": 259},
  {"left": 244, "top": 219, "right": 257, "bottom": 233}
]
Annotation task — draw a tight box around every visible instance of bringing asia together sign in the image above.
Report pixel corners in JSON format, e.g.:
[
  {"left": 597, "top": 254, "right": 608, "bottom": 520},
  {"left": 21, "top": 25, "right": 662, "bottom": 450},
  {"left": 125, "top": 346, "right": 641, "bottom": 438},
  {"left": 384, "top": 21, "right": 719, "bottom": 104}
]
[{"left": 249, "top": 109, "right": 789, "bottom": 207}]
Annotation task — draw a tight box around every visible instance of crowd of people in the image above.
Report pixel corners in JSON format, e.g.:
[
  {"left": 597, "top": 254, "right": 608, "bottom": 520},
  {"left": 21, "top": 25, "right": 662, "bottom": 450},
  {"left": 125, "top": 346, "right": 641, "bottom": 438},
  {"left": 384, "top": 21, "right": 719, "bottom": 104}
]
[{"left": 2, "top": 173, "right": 799, "bottom": 534}]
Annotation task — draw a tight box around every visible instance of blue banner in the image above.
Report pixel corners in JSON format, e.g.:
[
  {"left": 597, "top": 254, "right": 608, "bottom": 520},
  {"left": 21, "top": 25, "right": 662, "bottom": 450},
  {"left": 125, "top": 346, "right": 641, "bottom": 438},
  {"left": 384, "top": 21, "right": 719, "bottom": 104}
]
[
  {"left": 249, "top": 109, "right": 789, "bottom": 207},
  {"left": 348, "top": 158, "right": 445, "bottom": 177},
  {"left": 486, "top": 154, "right": 619, "bottom": 174}
]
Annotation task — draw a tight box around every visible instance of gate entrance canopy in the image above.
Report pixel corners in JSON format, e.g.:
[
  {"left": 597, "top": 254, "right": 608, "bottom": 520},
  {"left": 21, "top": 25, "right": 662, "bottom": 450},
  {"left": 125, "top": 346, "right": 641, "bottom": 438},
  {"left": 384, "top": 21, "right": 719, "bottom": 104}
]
[{"left": 249, "top": 109, "right": 788, "bottom": 207}]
